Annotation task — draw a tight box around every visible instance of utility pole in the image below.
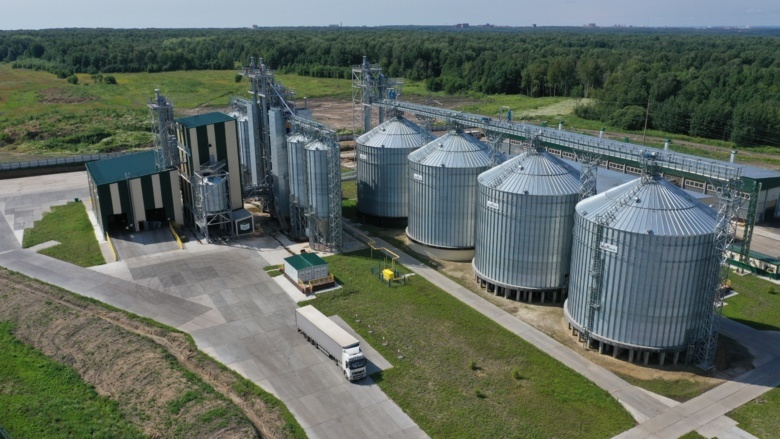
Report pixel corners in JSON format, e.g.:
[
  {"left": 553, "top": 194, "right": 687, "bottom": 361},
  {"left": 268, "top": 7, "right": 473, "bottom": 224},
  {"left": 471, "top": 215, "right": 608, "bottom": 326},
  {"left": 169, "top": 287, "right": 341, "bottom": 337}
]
[{"left": 641, "top": 94, "right": 651, "bottom": 146}]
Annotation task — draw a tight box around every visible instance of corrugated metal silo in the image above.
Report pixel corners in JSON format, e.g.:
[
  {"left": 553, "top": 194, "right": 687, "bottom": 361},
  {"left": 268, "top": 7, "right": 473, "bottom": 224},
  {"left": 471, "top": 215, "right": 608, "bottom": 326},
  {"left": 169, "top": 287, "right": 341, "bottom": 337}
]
[
  {"left": 407, "top": 130, "right": 504, "bottom": 261},
  {"left": 473, "top": 148, "right": 581, "bottom": 303},
  {"left": 356, "top": 115, "right": 432, "bottom": 218},
  {"left": 305, "top": 140, "right": 330, "bottom": 239},
  {"left": 287, "top": 133, "right": 309, "bottom": 240},
  {"left": 564, "top": 175, "right": 717, "bottom": 364}
]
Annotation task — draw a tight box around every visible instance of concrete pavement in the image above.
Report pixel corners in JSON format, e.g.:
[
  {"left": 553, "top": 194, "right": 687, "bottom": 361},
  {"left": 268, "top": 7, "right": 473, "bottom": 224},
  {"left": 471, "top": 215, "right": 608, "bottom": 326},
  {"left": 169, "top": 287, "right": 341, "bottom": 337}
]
[{"left": 0, "top": 171, "right": 426, "bottom": 439}]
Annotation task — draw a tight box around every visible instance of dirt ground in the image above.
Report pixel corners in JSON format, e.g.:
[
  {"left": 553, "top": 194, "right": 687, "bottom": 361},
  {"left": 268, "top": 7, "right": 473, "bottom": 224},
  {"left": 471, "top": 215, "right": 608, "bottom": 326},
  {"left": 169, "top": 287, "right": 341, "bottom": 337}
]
[
  {"left": 377, "top": 228, "right": 754, "bottom": 395},
  {"left": 0, "top": 268, "right": 294, "bottom": 439}
]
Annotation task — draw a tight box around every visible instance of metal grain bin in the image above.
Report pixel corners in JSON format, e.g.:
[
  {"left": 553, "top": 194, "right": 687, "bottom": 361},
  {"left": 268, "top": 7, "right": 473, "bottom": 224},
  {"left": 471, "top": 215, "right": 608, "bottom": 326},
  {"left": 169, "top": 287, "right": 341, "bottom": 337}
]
[
  {"left": 407, "top": 130, "right": 503, "bottom": 259},
  {"left": 356, "top": 116, "right": 432, "bottom": 218},
  {"left": 473, "top": 148, "right": 581, "bottom": 302},
  {"left": 564, "top": 175, "right": 717, "bottom": 362},
  {"left": 306, "top": 140, "right": 330, "bottom": 236},
  {"left": 288, "top": 133, "right": 310, "bottom": 240}
]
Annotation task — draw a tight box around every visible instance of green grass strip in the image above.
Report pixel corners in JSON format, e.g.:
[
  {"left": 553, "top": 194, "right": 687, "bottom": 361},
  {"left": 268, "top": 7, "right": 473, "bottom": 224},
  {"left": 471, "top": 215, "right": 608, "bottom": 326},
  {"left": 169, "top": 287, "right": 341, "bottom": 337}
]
[
  {"left": 311, "top": 249, "right": 635, "bottom": 438},
  {"left": 729, "top": 386, "right": 780, "bottom": 438},
  {"left": 22, "top": 201, "right": 105, "bottom": 267},
  {"left": 0, "top": 321, "right": 144, "bottom": 438},
  {"left": 723, "top": 274, "right": 780, "bottom": 331}
]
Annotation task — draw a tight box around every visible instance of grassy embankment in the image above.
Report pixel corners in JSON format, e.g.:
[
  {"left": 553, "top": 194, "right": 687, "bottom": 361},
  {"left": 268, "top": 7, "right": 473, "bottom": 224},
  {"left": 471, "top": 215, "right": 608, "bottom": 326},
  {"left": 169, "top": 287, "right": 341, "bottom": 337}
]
[
  {"left": 0, "top": 63, "right": 347, "bottom": 160},
  {"left": 306, "top": 249, "right": 635, "bottom": 438},
  {"left": 0, "top": 321, "right": 144, "bottom": 438},
  {"left": 0, "top": 267, "right": 305, "bottom": 438},
  {"left": 22, "top": 201, "right": 105, "bottom": 267}
]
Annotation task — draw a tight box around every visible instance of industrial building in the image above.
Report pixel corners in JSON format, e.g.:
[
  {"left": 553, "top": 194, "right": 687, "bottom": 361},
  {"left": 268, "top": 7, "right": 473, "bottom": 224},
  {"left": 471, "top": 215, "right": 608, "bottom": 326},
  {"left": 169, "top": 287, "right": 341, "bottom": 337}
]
[
  {"left": 86, "top": 150, "right": 183, "bottom": 234},
  {"left": 473, "top": 143, "right": 581, "bottom": 303},
  {"left": 406, "top": 129, "right": 504, "bottom": 261},
  {"left": 175, "top": 112, "right": 248, "bottom": 240}
]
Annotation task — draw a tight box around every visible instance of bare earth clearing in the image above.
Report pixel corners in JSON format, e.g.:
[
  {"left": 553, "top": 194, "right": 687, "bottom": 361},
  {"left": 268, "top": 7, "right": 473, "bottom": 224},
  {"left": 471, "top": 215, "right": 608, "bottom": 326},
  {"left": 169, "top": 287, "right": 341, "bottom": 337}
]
[{"left": 0, "top": 268, "right": 293, "bottom": 439}]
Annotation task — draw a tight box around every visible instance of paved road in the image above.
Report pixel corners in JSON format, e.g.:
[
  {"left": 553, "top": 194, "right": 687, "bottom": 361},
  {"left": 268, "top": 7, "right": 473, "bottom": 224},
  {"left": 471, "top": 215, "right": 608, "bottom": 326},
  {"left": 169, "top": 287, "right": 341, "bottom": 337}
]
[{"left": 0, "top": 172, "right": 426, "bottom": 439}]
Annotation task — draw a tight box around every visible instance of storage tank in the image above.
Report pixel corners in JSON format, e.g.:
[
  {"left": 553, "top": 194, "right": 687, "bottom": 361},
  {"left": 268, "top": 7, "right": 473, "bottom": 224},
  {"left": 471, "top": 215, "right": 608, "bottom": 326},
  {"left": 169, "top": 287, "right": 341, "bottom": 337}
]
[
  {"left": 564, "top": 174, "right": 717, "bottom": 365},
  {"left": 356, "top": 115, "right": 432, "bottom": 219},
  {"left": 306, "top": 140, "right": 330, "bottom": 238},
  {"left": 288, "top": 133, "right": 310, "bottom": 240},
  {"left": 473, "top": 147, "right": 581, "bottom": 303},
  {"left": 202, "top": 175, "right": 229, "bottom": 213},
  {"left": 407, "top": 130, "right": 504, "bottom": 261}
]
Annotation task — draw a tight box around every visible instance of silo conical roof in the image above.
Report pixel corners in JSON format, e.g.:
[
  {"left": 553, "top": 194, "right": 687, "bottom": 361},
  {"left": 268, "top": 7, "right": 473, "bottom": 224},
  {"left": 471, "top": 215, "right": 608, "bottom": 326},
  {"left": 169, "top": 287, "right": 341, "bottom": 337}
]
[
  {"left": 409, "top": 131, "right": 502, "bottom": 168},
  {"left": 305, "top": 140, "right": 329, "bottom": 151},
  {"left": 357, "top": 116, "right": 432, "bottom": 149},
  {"left": 576, "top": 175, "right": 717, "bottom": 236},
  {"left": 479, "top": 149, "right": 581, "bottom": 196}
]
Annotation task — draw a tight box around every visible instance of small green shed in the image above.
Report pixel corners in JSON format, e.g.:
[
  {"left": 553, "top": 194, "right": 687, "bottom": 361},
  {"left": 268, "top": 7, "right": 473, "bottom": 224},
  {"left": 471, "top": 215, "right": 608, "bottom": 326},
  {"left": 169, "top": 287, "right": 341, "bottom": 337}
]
[{"left": 283, "top": 253, "right": 329, "bottom": 283}]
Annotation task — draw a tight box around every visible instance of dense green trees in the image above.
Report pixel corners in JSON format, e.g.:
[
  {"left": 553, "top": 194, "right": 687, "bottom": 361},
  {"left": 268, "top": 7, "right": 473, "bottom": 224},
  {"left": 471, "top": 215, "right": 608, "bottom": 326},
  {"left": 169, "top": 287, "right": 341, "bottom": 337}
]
[{"left": 1, "top": 27, "right": 779, "bottom": 146}]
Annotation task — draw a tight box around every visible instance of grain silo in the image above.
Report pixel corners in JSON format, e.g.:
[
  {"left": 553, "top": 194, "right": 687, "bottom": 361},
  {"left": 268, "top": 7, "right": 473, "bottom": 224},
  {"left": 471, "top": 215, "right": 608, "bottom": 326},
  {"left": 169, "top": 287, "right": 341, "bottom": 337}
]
[
  {"left": 287, "top": 132, "right": 310, "bottom": 240},
  {"left": 355, "top": 115, "right": 432, "bottom": 220},
  {"left": 564, "top": 174, "right": 717, "bottom": 365},
  {"left": 473, "top": 147, "right": 581, "bottom": 303},
  {"left": 305, "top": 139, "right": 334, "bottom": 250},
  {"left": 407, "top": 130, "right": 503, "bottom": 261}
]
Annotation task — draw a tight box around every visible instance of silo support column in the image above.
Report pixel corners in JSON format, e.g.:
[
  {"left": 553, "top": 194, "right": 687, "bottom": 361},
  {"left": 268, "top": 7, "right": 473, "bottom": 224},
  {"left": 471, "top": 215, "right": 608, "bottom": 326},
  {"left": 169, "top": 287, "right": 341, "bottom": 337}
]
[
  {"left": 629, "top": 349, "right": 635, "bottom": 363},
  {"left": 659, "top": 352, "right": 666, "bottom": 366},
  {"left": 673, "top": 352, "right": 680, "bottom": 365},
  {"left": 598, "top": 342, "right": 604, "bottom": 354},
  {"left": 643, "top": 351, "right": 650, "bottom": 365},
  {"left": 613, "top": 346, "right": 620, "bottom": 359}
]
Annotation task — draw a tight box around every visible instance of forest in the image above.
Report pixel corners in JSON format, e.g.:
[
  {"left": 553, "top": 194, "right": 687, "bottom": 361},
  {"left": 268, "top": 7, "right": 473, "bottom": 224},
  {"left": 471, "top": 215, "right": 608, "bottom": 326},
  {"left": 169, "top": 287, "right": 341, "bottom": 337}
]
[{"left": 1, "top": 27, "right": 779, "bottom": 147}]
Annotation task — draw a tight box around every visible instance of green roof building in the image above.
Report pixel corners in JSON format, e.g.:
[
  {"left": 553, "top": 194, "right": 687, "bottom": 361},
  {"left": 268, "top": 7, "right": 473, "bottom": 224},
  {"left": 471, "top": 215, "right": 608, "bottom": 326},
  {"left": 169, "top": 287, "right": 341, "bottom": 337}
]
[
  {"left": 283, "top": 253, "right": 329, "bottom": 283},
  {"left": 86, "top": 150, "right": 183, "bottom": 234}
]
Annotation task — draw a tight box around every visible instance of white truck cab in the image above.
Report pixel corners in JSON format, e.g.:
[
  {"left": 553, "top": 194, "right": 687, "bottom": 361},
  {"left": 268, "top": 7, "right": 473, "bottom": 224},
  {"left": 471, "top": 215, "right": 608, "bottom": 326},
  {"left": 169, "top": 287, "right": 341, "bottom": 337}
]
[{"left": 296, "top": 305, "right": 368, "bottom": 381}]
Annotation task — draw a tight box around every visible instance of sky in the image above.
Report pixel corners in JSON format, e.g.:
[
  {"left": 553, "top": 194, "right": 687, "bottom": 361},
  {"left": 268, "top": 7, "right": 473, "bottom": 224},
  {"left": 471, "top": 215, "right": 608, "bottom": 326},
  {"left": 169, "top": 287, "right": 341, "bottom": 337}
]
[{"left": 1, "top": 0, "right": 779, "bottom": 30}]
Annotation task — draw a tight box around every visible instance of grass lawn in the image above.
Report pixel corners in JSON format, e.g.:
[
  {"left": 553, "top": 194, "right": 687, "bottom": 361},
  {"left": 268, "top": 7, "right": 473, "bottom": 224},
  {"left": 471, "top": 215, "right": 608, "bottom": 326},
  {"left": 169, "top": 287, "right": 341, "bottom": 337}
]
[
  {"left": 722, "top": 274, "right": 780, "bottom": 331},
  {"left": 677, "top": 431, "right": 707, "bottom": 439},
  {"left": 615, "top": 375, "right": 719, "bottom": 403},
  {"left": 728, "top": 386, "right": 780, "bottom": 438},
  {"left": 0, "top": 321, "right": 144, "bottom": 438},
  {"left": 308, "top": 249, "right": 635, "bottom": 438},
  {"left": 22, "top": 201, "right": 105, "bottom": 267}
]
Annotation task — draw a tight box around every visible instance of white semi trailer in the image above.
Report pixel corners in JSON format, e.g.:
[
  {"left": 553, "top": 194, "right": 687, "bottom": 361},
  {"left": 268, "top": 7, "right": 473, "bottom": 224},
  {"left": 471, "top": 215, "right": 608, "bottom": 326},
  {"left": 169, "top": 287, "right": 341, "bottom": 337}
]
[{"left": 295, "top": 305, "right": 368, "bottom": 381}]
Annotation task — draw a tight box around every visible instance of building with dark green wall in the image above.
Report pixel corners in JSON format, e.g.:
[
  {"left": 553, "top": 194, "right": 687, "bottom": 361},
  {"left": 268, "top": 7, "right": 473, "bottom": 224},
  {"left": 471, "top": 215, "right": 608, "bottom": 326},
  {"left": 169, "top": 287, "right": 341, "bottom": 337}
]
[
  {"left": 176, "top": 112, "right": 245, "bottom": 234},
  {"left": 86, "top": 150, "right": 183, "bottom": 234}
]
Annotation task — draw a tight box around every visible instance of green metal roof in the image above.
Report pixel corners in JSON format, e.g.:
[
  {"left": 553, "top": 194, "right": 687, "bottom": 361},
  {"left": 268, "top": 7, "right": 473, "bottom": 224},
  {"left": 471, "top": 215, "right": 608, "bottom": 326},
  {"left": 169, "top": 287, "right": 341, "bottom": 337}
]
[
  {"left": 285, "top": 253, "right": 327, "bottom": 270},
  {"left": 730, "top": 243, "right": 780, "bottom": 265},
  {"left": 86, "top": 150, "right": 164, "bottom": 186},
  {"left": 177, "top": 112, "right": 235, "bottom": 129}
]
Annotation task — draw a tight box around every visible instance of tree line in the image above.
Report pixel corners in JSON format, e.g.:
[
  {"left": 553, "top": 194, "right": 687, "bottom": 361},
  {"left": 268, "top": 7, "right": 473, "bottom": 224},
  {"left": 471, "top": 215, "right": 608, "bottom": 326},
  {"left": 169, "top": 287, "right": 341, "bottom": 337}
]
[{"left": 1, "top": 27, "right": 779, "bottom": 147}]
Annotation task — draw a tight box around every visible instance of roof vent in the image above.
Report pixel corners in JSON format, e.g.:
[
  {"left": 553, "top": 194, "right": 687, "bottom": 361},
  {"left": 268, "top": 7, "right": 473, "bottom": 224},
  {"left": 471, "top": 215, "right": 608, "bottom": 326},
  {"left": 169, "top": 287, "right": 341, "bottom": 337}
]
[
  {"left": 646, "top": 229, "right": 654, "bottom": 235},
  {"left": 634, "top": 197, "right": 641, "bottom": 203},
  {"left": 439, "top": 143, "right": 444, "bottom": 148}
]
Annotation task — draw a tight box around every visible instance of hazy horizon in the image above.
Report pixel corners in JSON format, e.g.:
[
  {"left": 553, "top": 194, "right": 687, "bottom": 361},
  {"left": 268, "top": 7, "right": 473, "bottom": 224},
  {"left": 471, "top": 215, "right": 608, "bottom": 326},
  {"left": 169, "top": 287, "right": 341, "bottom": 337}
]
[{"left": 2, "top": 0, "right": 779, "bottom": 31}]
